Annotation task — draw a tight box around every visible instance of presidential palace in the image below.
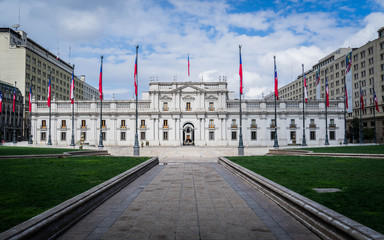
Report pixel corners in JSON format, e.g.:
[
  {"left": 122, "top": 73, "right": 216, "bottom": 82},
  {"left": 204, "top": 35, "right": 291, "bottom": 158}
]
[{"left": 32, "top": 80, "right": 345, "bottom": 147}]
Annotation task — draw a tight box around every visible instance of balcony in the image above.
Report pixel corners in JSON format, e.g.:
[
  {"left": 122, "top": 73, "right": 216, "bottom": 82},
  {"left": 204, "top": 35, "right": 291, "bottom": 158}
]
[
  {"left": 140, "top": 125, "right": 147, "bottom": 129},
  {"left": 209, "top": 124, "right": 215, "bottom": 129},
  {"left": 231, "top": 124, "right": 238, "bottom": 128},
  {"left": 102, "top": 126, "right": 106, "bottom": 129},
  {"left": 289, "top": 124, "right": 297, "bottom": 128},
  {"left": 186, "top": 107, "right": 192, "bottom": 111},
  {"left": 209, "top": 107, "right": 215, "bottom": 111},
  {"left": 163, "top": 107, "right": 169, "bottom": 111},
  {"left": 81, "top": 125, "right": 87, "bottom": 129},
  {"left": 329, "top": 124, "right": 336, "bottom": 128},
  {"left": 309, "top": 123, "right": 316, "bottom": 128},
  {"left": 120, "top": 125, "right": 126, "bottom": 129},
  {"left": 270, "top": 124, "right": 276, "bottom": 128},
  {"left": 60, "top": 126, "right": 67, "bottom": 129},
  {"left": 250, "top": 124, "right": 257, "bottom": 128},
  {"left": 163, "top": 125, "right": 168, "bottom": 129}
]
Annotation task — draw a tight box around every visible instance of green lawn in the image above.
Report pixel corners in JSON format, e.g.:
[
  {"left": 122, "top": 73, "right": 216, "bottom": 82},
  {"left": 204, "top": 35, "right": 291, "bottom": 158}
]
[
  {"left": 299, "top": 144, "right": 384, "bottom": 154},
  {"left": 0, "top": 146, "right": 83, "bottom": 156},
  {"left": 0, "top": 156, "right": 149, "bottom": 232},
  {"left": 228, "top": 155, "right": 384, "bottom": 234}
]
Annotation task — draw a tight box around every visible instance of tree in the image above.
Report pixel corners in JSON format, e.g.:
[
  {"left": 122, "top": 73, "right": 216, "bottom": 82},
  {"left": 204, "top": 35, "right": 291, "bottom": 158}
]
[{"left": 362, "top": 128, "right": 374, "bottom": 142}]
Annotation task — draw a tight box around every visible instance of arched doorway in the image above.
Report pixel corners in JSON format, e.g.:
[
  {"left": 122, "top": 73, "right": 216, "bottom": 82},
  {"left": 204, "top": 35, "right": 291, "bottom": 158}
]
[{"left": 183, "top": 123, "right": 194, "bottom": 146}]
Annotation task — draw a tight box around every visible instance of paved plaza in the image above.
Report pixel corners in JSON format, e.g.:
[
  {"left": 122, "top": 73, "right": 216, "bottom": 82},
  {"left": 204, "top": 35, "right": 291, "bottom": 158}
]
[{"left": 58, "top": 157, "right": 319, "bottom": 240}]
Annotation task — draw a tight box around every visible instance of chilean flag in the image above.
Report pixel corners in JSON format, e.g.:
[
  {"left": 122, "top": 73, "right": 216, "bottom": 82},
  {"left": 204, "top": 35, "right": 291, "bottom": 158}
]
[
  {"left": 274, "top": 57, "right": 278, "bottom": 100},
  {"left": 188, "top": 54, "right": 190, "bottom": 77},
  {"left": 360, "top": 85, "right": 364, "bottom": 111},
  {"left": 374, "top": 89, "right": 379, "bottom": 112},
  {"left": 99, "top": 60, "right": 103, "bottom": 100},
  {"left": 29, "top": 87, "right": 32, "bottom": 112},
  {"left": 47, "top": 76, "right": 51, "bottom": 107},
  {"left": 346, "top": 52, "right": 352, "bottom": 74},
  {"left": 0, "top": 91, "right": 2, "bottom": 113},
  {"left": 134, "top": 54, "right": 138, "bottom": 96},
  {"left": 325, "top": 77, "right": 329, "bottom": 107},
  {"left": 13, "top": 86, "right": 16, "bottom": 112},
  {"left": 70, "top": 71, "right": 75, "bottom": 104},
  {"left": 239, "top": 49, "right": 243, "bottom": 95}
]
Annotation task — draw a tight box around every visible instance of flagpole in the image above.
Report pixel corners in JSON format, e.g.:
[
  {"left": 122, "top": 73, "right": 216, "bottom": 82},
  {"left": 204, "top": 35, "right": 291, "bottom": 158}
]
[
  {"left": 133, "top": 45, "right": 140, "bottom": 156},
  {"left": 343, "top": 76, "right": 348, "bottom": 145},
  {"left": 273, "top": 56, "right": 279, "bottom": 148},
  {"left": 324, "top": 70, "right": 329, "bottom": 145},
  {"left": 98, "top": 56, "right": 104, "bottom": 148},
  {"left": 47, "top": 72, "right": 52, "bottom": 146},
  {"left": 373, "top": 92, "right": 377, "bottom": 144},
  {"left": 238, "top": 45, "right": 244, "bottom": 156},
  {"left": 70, "top": 64, "right": 75, "bottom": 147},
  {"left": 302, "top": 64, "right": 307, "bottom": 146},
  {"left": 13, "top": 81, "right": 17, "bottom": 144},
  {"left": 29, "top": 79, "right": 33, "bottom": 144},
  {"left": 359, "top": 81, "right": 363, "bottom": 144}
]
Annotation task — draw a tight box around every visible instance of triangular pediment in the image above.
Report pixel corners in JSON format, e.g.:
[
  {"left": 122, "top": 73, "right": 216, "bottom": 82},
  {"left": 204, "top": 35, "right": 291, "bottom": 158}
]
[
  {"left": 206, "top": 94, "right": 218, "bottom": 100},
  {"left": 159, "top": 95, "right": 172, "bottom": 101},
  {"left": 172, "top": 84, "right": 205, "bottom": 93}
]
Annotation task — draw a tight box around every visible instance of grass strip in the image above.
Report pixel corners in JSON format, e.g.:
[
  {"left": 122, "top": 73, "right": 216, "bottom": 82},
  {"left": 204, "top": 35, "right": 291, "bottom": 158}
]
[
  {"left": 297, "top": 145, "right": 384, "bottom": 154},
  {"left": 0, "top": 146, "right": 84, "bottom": 156},
  {"left": 0, "top": 156, "right": 149, "bottom": 232},
  {"left": 228, "top": 155, "right": 384, "bottom": 234}
]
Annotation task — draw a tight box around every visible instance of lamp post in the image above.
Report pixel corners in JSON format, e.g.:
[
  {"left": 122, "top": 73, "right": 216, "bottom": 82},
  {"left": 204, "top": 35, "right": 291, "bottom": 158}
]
[
  {"left": 133, "top": 46, "right": 140, "bottom": 156},
  {"left": 28, "top": 81, "right": 33, "bottom": 144},
  {"left": 359, "top": 81, "right": 363, "bottom": 144}
]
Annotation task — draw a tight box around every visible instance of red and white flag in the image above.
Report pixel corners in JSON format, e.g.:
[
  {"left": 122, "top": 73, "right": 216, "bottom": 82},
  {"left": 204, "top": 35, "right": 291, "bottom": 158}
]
[
  {"left": 239, "top": 47, "right": 243, "bottom": 95},
  {"left": 70, "top": 72, "right": 75, "bottom": 104},
  {"left": 47, "top": 76, "right": 51, "bottom": 107}
]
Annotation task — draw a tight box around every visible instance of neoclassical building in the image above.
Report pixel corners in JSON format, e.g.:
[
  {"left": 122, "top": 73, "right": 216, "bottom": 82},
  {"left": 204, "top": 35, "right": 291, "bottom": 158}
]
[{"left": 32, "top": 81, "right": 345, "bottom": 147}]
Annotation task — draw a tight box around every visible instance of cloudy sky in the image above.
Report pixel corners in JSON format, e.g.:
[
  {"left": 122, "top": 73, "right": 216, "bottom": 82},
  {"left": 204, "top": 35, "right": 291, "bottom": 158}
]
[{"left": 1, "top": 0, "right": 384, "bottom": 99}]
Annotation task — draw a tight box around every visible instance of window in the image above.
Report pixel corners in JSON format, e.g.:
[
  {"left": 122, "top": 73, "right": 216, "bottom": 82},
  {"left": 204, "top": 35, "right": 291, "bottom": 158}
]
[
  {"left": 361, "top": 61, "right": 366, "bottom": 68},
  {"left": 270, "top": 131, "right": 276, "bottom": 140},
  {"left": 141, "top": 120, "right": 145, "bottom": 128},
  {"left": 81, "top": 132, "right": 86, "bottom": 141},
  {"left": 42, "top": 120, "right": 46, "bottom": 128},
  {"left": 209, "top": 119, "right": 214, "bottom": 128},
  {"left": 290, "top": 119, "right": 296, "bottom": 128},
  {"left": 231, "top": 119, "right": 237, "bottom": 128},
  {"left": 140, "top": 132, "right": 146, "bottom": 140},
  {"left": 209, "top": 102, "right": 214, "bottom": 111},
  {"left": 251, "top": 119, "right": 256, "bottom": 128},
  {"left": 330, "top": 131, "right": 335, "bottom": 140},
  {"left": 231, "top": 131, "right": 237, "bottom": 140},
  {"left": 369, "top": 58, "right": 374, "bottom": 65},
  {"left": 163, "top": 131, "right": 168, "bottom": 140},
  {"left": 290, "top": 131, "right": 296, "bottom": 140},
  {"left": 251, "top": 131, "right": 257, "bottom": 140},
  {"left": 121, "top": 132, "right": 126, "bottom": 140},
  {"left": 310, "top": 131, "right": 316, "bottom": 140},
  {"left": 41, "top": 132, "right": 46, "bottom": 141},
  {"left": 186, "top": 102, "right": 191, "bottom": 111},
  {"left": 360, "top": 51, "right": 365, "bottom": 58},
  {"left": 61, "top": 120, "right": 66, "bottom": 128},
  {"left": 209, "top": 131, "right": 214, "bottom": 140},
  {"left": 271, "top": 119, "right": 276, "bottom": 128},
  {"left": 163, "top": 102, "right": 168, "bottom": 111},
  {"left": 61, "top": 132, "right": 66, "bottom": 141},
  {"left": 121, "top": 120, "right": 126, "bottom": 128},
  {"left": 163, "top": 120, "right": 168, "bottom": 128},
  {"left": 102, "top": 132, "right": 106, "bottom": 141},
  {"left": 81, "top": 120, "right": 87, "bottom": 128}
]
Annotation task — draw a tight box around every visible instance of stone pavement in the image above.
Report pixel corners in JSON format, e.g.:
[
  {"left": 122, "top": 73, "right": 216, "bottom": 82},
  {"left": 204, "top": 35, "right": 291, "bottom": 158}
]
[{"left": 58, "top": 161, "right": 319, "bottom": 240}]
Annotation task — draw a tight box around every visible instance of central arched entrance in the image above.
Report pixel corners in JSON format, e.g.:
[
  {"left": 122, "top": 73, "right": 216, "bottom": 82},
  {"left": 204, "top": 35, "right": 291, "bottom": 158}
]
[{"left": 183, "top": 123, "right": 195, "bottom": 146}]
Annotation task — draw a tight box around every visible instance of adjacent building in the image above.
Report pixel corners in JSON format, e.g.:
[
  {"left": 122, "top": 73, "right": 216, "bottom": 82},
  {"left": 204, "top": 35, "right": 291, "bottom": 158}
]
[
  {"left": 0, "top": 27, "right": 99, "bottom": 139},
  {"left": 32, "top": 80, "right": 345, "bottom": 147},
  {"left": 0, "top": 81, "right": 24, "bottom": 142},
  {"left": 277, "top": 27, "right": 384, "bottom": 143}
]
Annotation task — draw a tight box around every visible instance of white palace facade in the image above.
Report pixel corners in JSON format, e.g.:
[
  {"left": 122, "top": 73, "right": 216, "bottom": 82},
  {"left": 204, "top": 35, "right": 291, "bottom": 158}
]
[{"left": 32, "top": 80, "right": 345, "bottom": 147}]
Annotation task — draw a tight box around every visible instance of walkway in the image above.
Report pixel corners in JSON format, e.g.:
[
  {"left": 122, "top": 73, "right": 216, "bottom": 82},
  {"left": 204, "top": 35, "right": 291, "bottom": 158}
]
[{"left": 58, "top": 161, "right": 319, "bottom": 240}]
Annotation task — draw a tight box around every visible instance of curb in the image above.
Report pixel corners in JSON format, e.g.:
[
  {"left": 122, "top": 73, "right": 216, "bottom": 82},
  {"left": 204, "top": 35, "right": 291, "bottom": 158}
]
[
  {"left": 0, "top": 150, "right": 110, "bottom": 159},
  {"left": 0, "top": 156, "right": 159, "bottom": 240},
  {"left": 267, "top": 149, "right": 384, "bottom": 159},
  {"left": 218, "top": 156, "right": 384, "bottom": 240}
]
